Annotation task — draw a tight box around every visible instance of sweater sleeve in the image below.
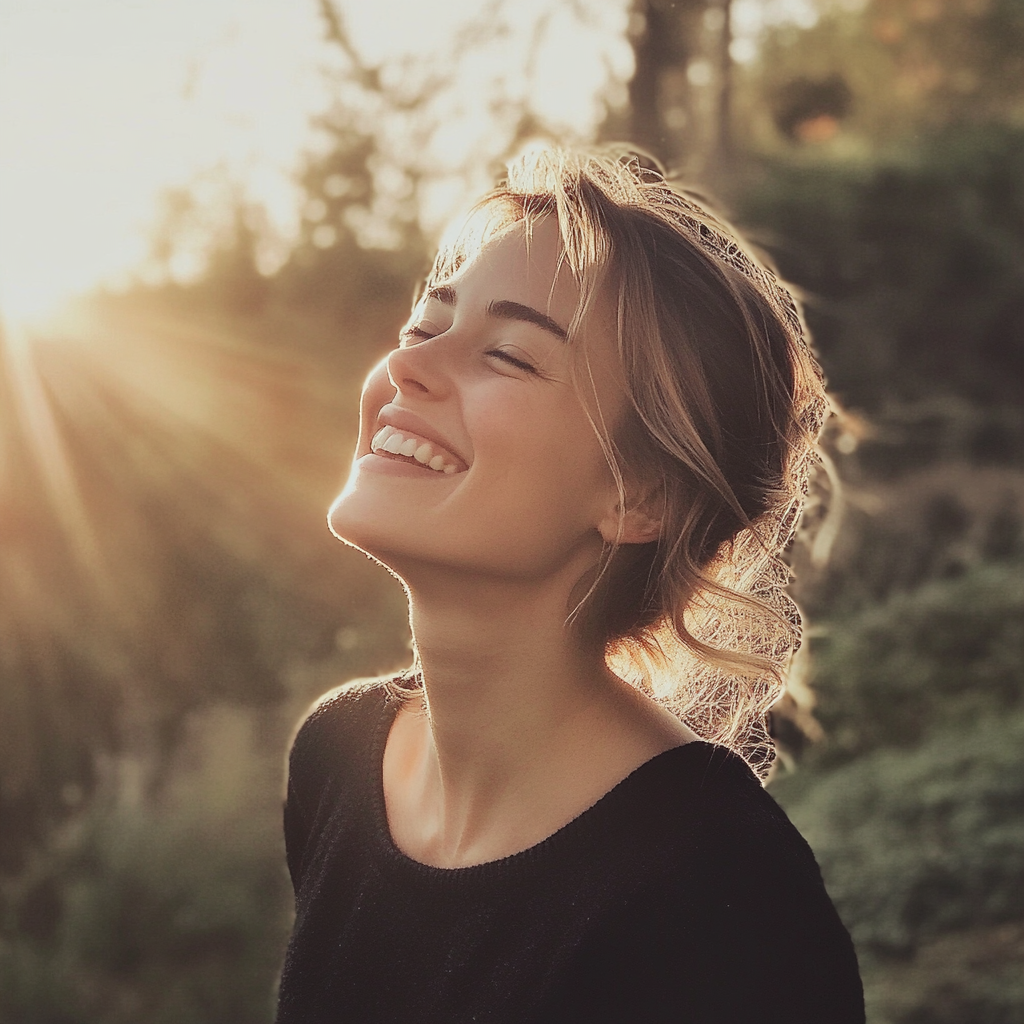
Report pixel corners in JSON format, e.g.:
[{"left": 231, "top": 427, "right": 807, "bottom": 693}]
[
  {"left": 283, "top": 761, "right": 312, "bottom": 892},
  {"left": 698, "top": 828, "right": 865, "bottom": 1023},
  {"left": 540, "top": 878, "right": 862, "bottom": 1024},
  {"left": 280, "top": 678, "right": 390, "bottom": 894},
  {"left": 537, "top": 760, "right": 864, "bottom": 1024}
]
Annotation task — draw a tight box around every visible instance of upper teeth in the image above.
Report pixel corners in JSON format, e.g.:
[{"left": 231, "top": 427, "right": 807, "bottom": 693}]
[{"left": 371, "top": 425, "right": 459, "bottom": 474}]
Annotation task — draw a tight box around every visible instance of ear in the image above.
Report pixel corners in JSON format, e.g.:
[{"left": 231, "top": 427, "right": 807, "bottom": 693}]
[{"left": 597, "top": 486, "right": 663, "bottom": 546}]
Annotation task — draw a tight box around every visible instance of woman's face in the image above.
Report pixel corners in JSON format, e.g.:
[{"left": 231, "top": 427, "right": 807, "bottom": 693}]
[{"left": 329, "top": 216, "right": 627, "bottom": 587}]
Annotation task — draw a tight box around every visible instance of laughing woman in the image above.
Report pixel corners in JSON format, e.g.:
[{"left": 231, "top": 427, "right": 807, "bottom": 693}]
[{"left": 275, "top": 149, "right": 864, "bottom": 1024}]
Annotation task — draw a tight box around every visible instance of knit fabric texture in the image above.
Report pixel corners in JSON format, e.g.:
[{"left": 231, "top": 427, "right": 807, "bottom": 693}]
[{"left": 275, "top": 678, "right": 864, "bottom": 1024}]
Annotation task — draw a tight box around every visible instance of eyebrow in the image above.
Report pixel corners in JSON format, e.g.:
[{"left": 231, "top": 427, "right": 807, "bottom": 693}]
[{"left": 425, "top": 285, "right": 567, "bottom": 341}]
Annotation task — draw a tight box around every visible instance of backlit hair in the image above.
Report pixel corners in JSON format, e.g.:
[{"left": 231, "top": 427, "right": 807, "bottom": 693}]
[{"left": 423, "top": 148, "right": 829, "bottom": 779}]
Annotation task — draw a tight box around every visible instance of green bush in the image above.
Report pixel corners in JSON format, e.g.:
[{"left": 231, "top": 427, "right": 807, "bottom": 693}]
[
  {"left": 806, "top": 559, "right": 1024, "bottom": 762},
  {"left": 776, "top": 709, "right": 1024, "bottom": 955},
  {"left": 772, "top": 558, "right": 1024, "bottom": 1023},
  {"left": 0, "top": 707, "right": 291, "bottom": 1024},
  {"left": 737, "top": 125, "right": 1024, "bottom": 470}
]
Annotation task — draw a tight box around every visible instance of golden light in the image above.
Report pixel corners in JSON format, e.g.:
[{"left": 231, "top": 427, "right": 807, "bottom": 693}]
[
  {"left": 0, "top": 0, "right": 333, "bottom": 331},
  {"left": 0, "top": 0, "right": 633, "bottom": 331},
  {"left": 0, "top": 0, "right": 634, "bottom": 627}
]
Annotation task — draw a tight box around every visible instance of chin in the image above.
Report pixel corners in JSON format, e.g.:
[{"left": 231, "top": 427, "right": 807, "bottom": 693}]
[
  {"left": 327, "top": 453, "right": 466, "bottom": 569},
  {"left": 328, "top": 484, "right": 382, "bottom": 553},
  {"left": 326, "top": 486, "right": 420, "bottom": 582}
]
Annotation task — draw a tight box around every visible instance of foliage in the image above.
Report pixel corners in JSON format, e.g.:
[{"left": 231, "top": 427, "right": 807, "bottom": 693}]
[
  {"left": 771, "top": 558, "right": 1024, "bottom": 1023},
  {"left": 736, "top": 125, "right": 1024, "bottom": 461},
  {"left": 808, "top": 557, "right": 1022, "bottom": 764},
  {"left": 778, "top": 709, "right": 1024, "bottom": 954},
  {"left": 743, "top": 0, "right": 1024, "bottom": 147},
  {"left": 791, "top": 463, "right": 1024, "bottom": 621},
  {"left": 0, "top": 707, "right": 292, "bottom": 1024},
  {"left": 861, "top": 0, "right": 1024, "bottom": 126}
]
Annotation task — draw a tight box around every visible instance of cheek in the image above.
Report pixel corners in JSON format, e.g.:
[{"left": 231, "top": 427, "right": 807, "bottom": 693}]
[{"left": 468, "top": 393, "right": 613, "bottom": 520}]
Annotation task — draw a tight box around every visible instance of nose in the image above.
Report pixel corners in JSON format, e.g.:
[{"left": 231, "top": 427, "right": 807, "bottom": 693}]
[{"left": 386, "top": 339, "right": 450, "bottom": 399}]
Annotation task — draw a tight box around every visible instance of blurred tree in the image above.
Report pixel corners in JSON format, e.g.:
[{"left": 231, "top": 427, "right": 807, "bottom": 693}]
[
  {"left": 147, "top": 177, "right": 272, "bottom": 317},
  {"left": 771, "top": 74, "right": 853, "bottom": 142},
  {"left": 0, "top": 333, "right": 121, "bottom": 875},
  {"left": 275, "top": 0, "right": 432, "bottom": 333},
  {"left": 737, "top": 125, "right": 1024, "bottom": 471},
  {"left": 745, "top": 0, "right": 1024, "bottom": 149},
  {"left": 623, "top": 0, "right": 705, "bottom": 162},
  {"left": 605, "top": 0, "right": 738, "bottom": 173}
]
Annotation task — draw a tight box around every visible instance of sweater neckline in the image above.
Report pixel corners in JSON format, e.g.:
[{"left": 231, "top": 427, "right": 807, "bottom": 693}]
[{"left": 368, "top": 686, "right": 719, "bottom": 882}]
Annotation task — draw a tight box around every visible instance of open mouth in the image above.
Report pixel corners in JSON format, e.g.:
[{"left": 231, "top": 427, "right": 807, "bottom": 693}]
[{"left": 370, "top": 425, "right": 464, "bottom": 474}]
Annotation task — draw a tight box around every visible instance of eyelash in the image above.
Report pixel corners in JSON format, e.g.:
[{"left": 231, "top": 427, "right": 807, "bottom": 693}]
[
  {"left": 488, "top": 349, "right": 537, "bottom": 373},
  {"left": 399, "top": 325, "right": 538, "bottom": 375},
  {"left": 400, "top": 325, "right": 434, "bottom": 343}
]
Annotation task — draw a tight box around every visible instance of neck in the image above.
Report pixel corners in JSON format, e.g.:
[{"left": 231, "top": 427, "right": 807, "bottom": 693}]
[
  {"left": 384, "top": 567, "right": 613, "bottom": 858},
  {"left": 382, "top": 559, "right": 694, "bottom": 868},
  {"left": 408, "top": 571, "right": 609, "bottom": 782}
]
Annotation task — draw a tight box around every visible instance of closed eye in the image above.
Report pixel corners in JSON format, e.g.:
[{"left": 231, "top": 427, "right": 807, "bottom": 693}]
[
  {"left": 487, "top": 349, "right": 538, "bottom": 374},
  {"left": 399, "top": 324, "right": 436, "bottom": 343},
  {"left": 399, "top": 325, "right": 539, "bottom": 375}
]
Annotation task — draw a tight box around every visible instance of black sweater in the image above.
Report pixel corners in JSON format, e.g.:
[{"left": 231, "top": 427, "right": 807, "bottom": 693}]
[{"left": 276, "top": 679, "right": 864, "bottom": 1024}]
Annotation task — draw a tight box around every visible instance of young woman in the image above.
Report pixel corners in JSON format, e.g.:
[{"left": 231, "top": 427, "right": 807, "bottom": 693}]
[{"left": 275, "top": 149, "right": 864, "bottom": 1023}]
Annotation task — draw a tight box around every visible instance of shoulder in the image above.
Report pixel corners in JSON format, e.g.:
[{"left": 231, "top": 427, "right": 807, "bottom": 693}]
[
  {"left": 631, "top": 741, "right": 824, "bottom": 879},
  {"left": 282, "top": 675, "right": 402, "bottom": 889},
  {"left": 294, "top": 674, "right": 394, "bottom": 736},
  {"left": 288, "top": 675, "right": 396, "bottom": 776},
  {"left": 284, "top": 675, "right": 401, "bottom": 820},
  {"left": 627, "top": 741, "right": 811, "bottom": 860},
  {"left": 578, "top": 740, "right": 841, "bottom": 933},
  {"left": 547, "top": 743, "right": 864, "bottom": 1022},
  {"left": 665, "top": 744, "right": 864, "bottom": 1018},
  {"left": 651, "top": 745, "right": 851, "bottom": 942}
]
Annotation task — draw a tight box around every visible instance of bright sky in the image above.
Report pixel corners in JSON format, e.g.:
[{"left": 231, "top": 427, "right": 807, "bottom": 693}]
[
  {"left": 0, "top": 0, "right": 632, "bottom": 327},
  {"left": 0, "top": 0, "right": 317, "bottom": 323}
]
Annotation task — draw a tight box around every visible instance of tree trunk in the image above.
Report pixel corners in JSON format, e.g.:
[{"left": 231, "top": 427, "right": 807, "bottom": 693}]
[{"left": 623, "top": 0, "right": 709, "bottom": 170}]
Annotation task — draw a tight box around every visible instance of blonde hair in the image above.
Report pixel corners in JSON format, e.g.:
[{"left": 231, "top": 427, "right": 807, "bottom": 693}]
[{"left": 423, "top": 148, "right": 829, "bottom": 778}]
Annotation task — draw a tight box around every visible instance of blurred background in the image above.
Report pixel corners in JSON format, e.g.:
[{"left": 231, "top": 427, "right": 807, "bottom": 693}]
[{"left": 0, "top": 0, "right": 1021, "bottom": 1021}]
